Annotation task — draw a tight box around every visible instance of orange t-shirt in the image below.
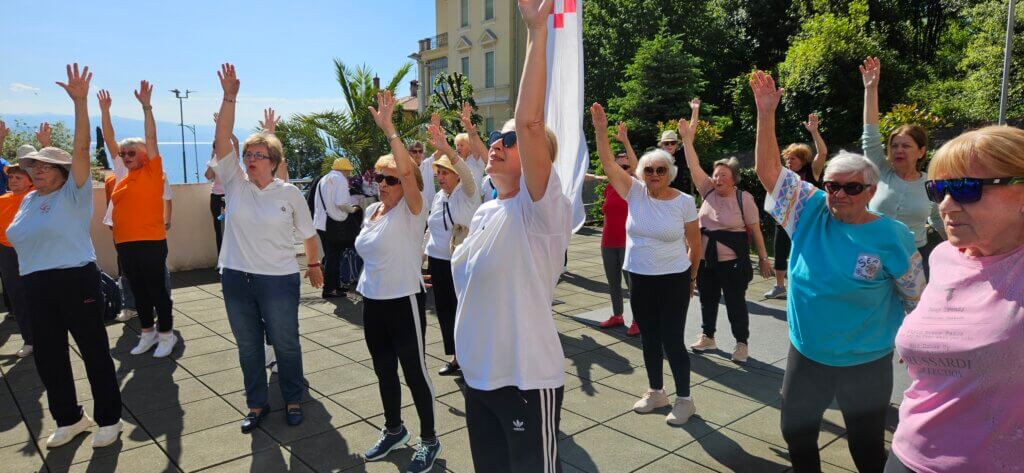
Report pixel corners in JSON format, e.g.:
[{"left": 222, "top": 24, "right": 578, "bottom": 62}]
[
  {"left": 104, "top": 174, "right": 116, "bottom": 202},
  {"left": 111, "top": 155, "right": 167, "bottom": 243},
  {"left": 0, "top": 191, "right": 30, "bottom": 247}
]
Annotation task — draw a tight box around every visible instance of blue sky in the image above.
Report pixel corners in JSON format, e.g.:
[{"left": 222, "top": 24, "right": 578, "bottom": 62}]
[{"left": 0, "top": 0, "right": 435, "bottom": 130}]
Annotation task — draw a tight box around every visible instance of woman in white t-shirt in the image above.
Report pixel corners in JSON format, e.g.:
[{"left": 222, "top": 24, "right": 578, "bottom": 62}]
[
  {"left": 211, "top": 64, "right": 323, "bottom": 434},
  {"left": 451, "top": 1, "right": 572, "bottom": 470},
  {"left": 423, "top": 115, "right": 480, "bottom": 377},
  {"left": 591, "top": 102, "right": 703, "bottom": 426},
  {"left": 356, "top": 90, "right": 441, "bottom": 472}
]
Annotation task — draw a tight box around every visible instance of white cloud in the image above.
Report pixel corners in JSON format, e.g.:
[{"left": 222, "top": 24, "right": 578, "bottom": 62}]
[{"left": 9, "top": 83, "right": 40, "bottom": 93}]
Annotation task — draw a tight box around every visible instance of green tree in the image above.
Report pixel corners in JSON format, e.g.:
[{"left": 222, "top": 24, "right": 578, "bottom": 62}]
[
  {"left": 0, "top": 120, "right": 73, "bottom": 160},
  {"left": 275, "top": 116, "right": 330, "bottom": 179},
  {"left": 427, "top": 72, "right": 481, "bottom": 140}
]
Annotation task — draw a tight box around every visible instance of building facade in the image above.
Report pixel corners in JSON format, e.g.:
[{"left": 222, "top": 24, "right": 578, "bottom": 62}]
[{"left": 411, "top": 0, "right": 527, "bottom": 135}]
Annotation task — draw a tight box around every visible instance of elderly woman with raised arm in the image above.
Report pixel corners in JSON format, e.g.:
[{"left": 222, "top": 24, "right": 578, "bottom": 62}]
[
  {"left": 456, "top": 102, "right": 490, "bottom": 198},
  {"left": 210, "top": 64, "right": 322, "bottom": 433},
  {"left": 886, "top": 126, "right": 1024, "bottom": 473},
  {"left": 680, "top": 99, "right": 772, "bottom": 364},
  {"left": 7, "top": 64, "right": 123, "bottom": 449},
  {"left": 750, "top": 71, "right": 925, "bottom": 473}
]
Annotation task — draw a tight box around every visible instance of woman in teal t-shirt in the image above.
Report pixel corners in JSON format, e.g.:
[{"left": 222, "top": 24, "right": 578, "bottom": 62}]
[{"left": 750, "top": 71, "right": 926, "bottom": 473}]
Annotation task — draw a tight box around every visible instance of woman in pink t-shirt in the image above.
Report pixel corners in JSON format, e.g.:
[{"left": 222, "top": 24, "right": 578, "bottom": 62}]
[{"left": 889, "top": 125, "right": 1024, "bottom": 473}]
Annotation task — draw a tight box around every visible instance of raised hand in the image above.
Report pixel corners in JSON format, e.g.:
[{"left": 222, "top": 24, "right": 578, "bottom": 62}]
[
  {"left": 690, "top": 97, "right": 701, "bottom": 111},
  {"left": 459, "top": 102, "right": 476, "bottom": 131},
  {"left": 427, "top": 113, "right": 448, "bottom": 150},
  {"left": 518, "top": 0, "right": 554, "bottom": 30},
  {"left": 368, "top": 90, "right": 397, "bottom": 134},
  {"left": 803, "top": 113, "right": 820, "bottom": 133},
  {"left": 749, "top": 70, "right": 784, "bottom": 113},
  {"left": 35, "top": 123, "right": 52, "bottom": 148},
  {"left": 860, "top": 57, "right": 880, "bottom": 89},
  {"left": 590, "top": 103, "right": 609, "bottom": 132},
  {"left": 56, "top": 63, "right": 92, "bottom": 101},
  {"left": 134, "top": 80, "right": 154, "bottom": 107},
  {"left": 614, "top": 122, "right": 629, "bottom": 143},
  {"left": 0, "top": 120, "right": 8, "bottom": 145},
  {"left": 259, "top": 108, "right": 281, "bottom": 134},
  {"left": 677, "top": 118, "right": 698, "bottom": 145},
  {"left": 218, "top": 63, "right": 240, "bottom": 98},
  {"left": 97, "top": 90, "right": 113, "bottom": 111}
]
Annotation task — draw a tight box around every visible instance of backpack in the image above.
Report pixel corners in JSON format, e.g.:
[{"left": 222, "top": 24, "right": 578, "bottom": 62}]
[
  {"left": 339, "top": 248, "right": 363, "bottom": 287},
  {"left": 99, "top": 271, "right": 122, "bottom": 321},
  {"left": 306, "top": 173, "right": 325, "bottom": 215}
]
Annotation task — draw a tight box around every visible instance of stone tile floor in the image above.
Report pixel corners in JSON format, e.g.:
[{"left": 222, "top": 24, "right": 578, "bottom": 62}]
[{"left": 0, "top": 228, "right": 907, "bottom": 472}]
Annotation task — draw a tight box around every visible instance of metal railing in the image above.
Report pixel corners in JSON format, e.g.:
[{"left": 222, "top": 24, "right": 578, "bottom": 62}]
[{"left": 419, "top": 33, "right": 449, "bottom": 52}]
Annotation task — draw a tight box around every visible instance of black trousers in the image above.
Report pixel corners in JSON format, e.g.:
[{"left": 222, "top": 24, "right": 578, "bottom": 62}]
[
  {"left": 780, "top": 345, "right": 892, "bottom": 473},
  {"left": 363, "top": 292, "right": 436, "bottom": 440},
  {"left": 210, "top": 193, "right": 225, "bottom": 253},
  {"left": 427, "top": 257, "right": 457, "bottom": 356},
  {"left": 697, "top": 259, "right": 750, "bottom": 344},
  {"left": 0, "top": 245, "right": 32, "bottom": 344},
  {"left": 883, "top": 453, "right": 917, "bottom": 472},
  {"left": 627, "top": 270, "right": 692, "bottom": 396},
  {"left": 24, "top": 263, "right": 121, "bottom": 427},
  {"left": 773, "top": 224, "right": 791, "bottom": 271},
  {"left": 600, "top": 247, "right": 630, "bottom": 316},
  {"left": 318, "top": 231, "right": 343, "bottom": 292},
  {"left": 116, "top": 240, "right": 174, "bottom": 332},
  {"left": 466, "top": 385, "right": 564, "bottom": 473}
]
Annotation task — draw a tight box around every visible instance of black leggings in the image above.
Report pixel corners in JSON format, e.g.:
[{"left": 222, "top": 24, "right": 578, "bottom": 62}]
[
  {"left": 24, "top": 263, "right": 121, "bottom": 427},
  {"left": 318, "top": 231, "right": 352, "bottom": 293},
  {"left": 627, "top": 270, "right": 692, "bottom": 396},
  {"left": 884, "top": 453, "right": 917, "bottom": 472},
  {"left": 116, "top": 240, "right": 174, "bottom": 332},
  {"left": 600, "top": 247, "right": 630, "bottom": 316},
  {"left": 773, "top": 224, "right": 791, "bottom": 271},
  {"left": 363, "top": 292, "right": 436, "bottom": 441},
  {"left": 0, "top": 245, "right": 32, "bottom": 345},
  {"left": 427, "top": 257, "right": 457, "bottom": 356},
  {"left": 210, "top": 193, "right": 225, "bottom": 253},
  {"left": 466, "top": 385, "right": 563, "bottom": 473},
  {"left": 780, "top": 345, "right": 892, "bottom": 473},
  {"left": 697, "top": 259, "right": 749, "bottom": 343}
]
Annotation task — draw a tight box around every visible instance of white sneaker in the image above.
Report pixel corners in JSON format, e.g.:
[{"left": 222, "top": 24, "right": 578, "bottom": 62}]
[
  {"left": 666, "top": 397, "right": 697, "bottom": 425},
  {"left": 265, "top": 343, "right": 276, "bottom": 369},
  {"left": 16, "top": 344, "right": 33, "bottom": 358},
  {"left": 92, "top": 421, "right": 122, "bottom": 448},
  {"left": 690, "top": 334, "right": 717, "bottom": 352},
  {"left": 115, "top": 308, "right": 138, "bottom": 323},
  {"left": 130, "top": 331, "right": 159, "bottom": 355},
  {"left": 46, "top": 413, "right": 93, "bottom": 449},
  {"left": 632, "top": 389, "right": 671, "bottom": 413},
  {"left": 153, "top": 332, "right": 178, "bottom": 358}
]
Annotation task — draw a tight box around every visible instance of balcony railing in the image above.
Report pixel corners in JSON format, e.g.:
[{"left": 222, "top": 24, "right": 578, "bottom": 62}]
[{"left": 419, "top": 33, "right": 448, "bottom": 52}]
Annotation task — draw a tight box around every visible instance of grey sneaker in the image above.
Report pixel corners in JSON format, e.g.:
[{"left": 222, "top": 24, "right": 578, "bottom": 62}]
[
  {"left": 666, "top": 397, "right": 697, "bottom": 425},
  {"left": 763, "top": 286, "right": 787, "bottom": 300}
]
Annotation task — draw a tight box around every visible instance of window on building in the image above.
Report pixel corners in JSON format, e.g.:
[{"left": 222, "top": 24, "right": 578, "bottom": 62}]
[
  {"left": 461, "top": 57, "right": 470, "bottom": 78},
  {"left": 485, "top": 51, "right": 495, "bottom": 88},
  {"left": 485, "top": 0, "right": 494, "bottom": 20},
  {"left": 427, "top": 57, "right": 448, "bottom": 92},
  {"left": 461, "top": 0, "right": 469, "bottom": 27},
  {"left": 485, "top": 117, "right": 495, "bottom": 135}
]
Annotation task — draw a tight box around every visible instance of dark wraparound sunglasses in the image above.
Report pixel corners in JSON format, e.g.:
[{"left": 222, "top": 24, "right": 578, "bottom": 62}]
[
  {"left": 118, "top": 150, "right": 138, "bottom": 158},
  {"left": 373, "top": 174, "right": 401, "bottom": 186},
  {"left": 643, "top": 166, "right": 668, "bottom": 176},
  {"left": 925, "top": 177, "right": 1024, "bottom": 204},
  {"left": 488, "top": 131, "right": 517, "bottom": 148},
  {"left": 823, "top": 181, "right": 871, "bottom": 196}
]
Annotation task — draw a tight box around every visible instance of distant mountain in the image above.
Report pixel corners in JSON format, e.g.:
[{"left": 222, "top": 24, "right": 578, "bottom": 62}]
[{"left": 0, "top": 113, "right": 245, "bottom": 142}]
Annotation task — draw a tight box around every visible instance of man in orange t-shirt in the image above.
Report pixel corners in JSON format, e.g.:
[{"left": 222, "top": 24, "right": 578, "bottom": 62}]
[{"left": 0, "top": 164, "right": 36, "bottom": 357}]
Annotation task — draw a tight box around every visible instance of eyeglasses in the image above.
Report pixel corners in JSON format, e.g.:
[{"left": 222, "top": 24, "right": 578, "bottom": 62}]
[
  {"left": 823, "top": 181, "right": 871, "bottom": 196},
  {"left": 409, "top": 149, "right": 424, "bottom": 155},
  {"left": 924, "top": 177, "right": 1024, "bottom": 204},
  {"left": 118, "top": 150, "right": 138, "bottom": 158},
  {"left": 242, "top": 152, "right": 272, "bottom": 161},
  {"left": 488, "top": 131, "right": 518, "bottom": 148},
  {"left": 373, "top": 174, "right": 402, "bottom": 186},
  {"left": 660, "top": 141, "right": 678, "bottom": 147},
  {"left": 643, "top": 166, "right": 668, "bottom": 176},
  {"left": 620, "top": 164, "right": 631, "bottom": 171}
]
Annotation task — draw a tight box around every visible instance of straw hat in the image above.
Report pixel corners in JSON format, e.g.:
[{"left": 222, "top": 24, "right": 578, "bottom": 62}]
[
  {"left": 432, "top": 155, "right": 457, "bottom": 174},
  {"left": 658, "top": 130, "right": 680, "bottom": 145},
  {"left": 332, "top": 157, "right": 354, "bottom": 172},
  {"left": 18, "top": 147, "right": 72, "bottom": 169}
]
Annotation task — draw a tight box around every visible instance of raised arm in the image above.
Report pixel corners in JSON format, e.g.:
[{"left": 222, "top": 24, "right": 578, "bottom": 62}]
[
  {"left": 750, "top": 71, "right": 785, "bottom": 193},
  {"left": 96, "top": 90, "right": 120, "bottom": 158},
  {"left": 515, "top": 0, "right": 555, "bottom": 202},
  {"left": 590, "top": 103, "right": 633, "bottom": 199},
  {"left": 678, "top": 99, "right": 708, "bottom": 190},
  {"left": 214, "top": 64, "right": 239, "bottom": 160},
  {"left": 134, "top": 80, "right": 159, "bottom": 158},
  {"left": 460, "top": 102, "right": 489, "bottom": 160},
  {"left": 35, "top": 122, "right": 53, "bottom": 149},
  {"left": 370, "top": 90, "right": 423, "bottom": 215},
  {"left": 260, "top": 108, "right": 289, "bottom": 180},
  {"left": 803, "top": 114, "right": 828, "bottom": 181},
  {"left": 429, "top": 114, "right": 477, "bottom": 197},
  {"left": 613, "top": 122, "right": 639, "bottom": 170},
  {"left": 55, "top": 63, "right": 92, "bottom": 188},
  {"left": 861, "top": 57, "right": 880, "bottom": 126}
]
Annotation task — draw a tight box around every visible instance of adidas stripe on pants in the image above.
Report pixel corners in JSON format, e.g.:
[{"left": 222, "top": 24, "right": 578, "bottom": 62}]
[{"left": 465, "top": 385, "right": 564, "bottom": 473}]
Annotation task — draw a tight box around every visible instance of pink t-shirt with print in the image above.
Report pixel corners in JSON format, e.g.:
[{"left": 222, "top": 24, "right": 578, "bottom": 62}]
[
  {"left": 696, "top": 181, "right": 759, "bottom": 261},
  {"left": 892, "top": 242, "right": 1024, "bottom": 473}
]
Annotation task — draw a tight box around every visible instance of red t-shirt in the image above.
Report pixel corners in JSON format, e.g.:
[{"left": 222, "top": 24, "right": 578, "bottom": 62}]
[{"left": 601, "top": 185, "right": 628, "bottom": 248}]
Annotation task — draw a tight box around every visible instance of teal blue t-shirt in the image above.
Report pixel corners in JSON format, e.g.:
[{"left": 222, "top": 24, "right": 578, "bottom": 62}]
[
  {"left": 766, "top": 168, "right": 925, "bottom": 367},
  {"left": 7, "top": 177, "right": 96, "bottom": 276}
]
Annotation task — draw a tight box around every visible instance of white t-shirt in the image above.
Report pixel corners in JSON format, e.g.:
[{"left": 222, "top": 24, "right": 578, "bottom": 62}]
[
  {"left": 312, "top": 170, "right": 355, "bottom": 231},
  {"left": 622, "top": 179, "right": 699, "bottom": 275},
  {"left": 210, "top": 151, "right": 316, "bottom": 275},
  {"left": 425, "top": 183, "right": 481, "bottom": 260},
  {"left": 452, "top": 171, "right": 571, "bottom": 391},
  {"left": 480, "top": 175, "right": 498, "bottom": 203},
  {"left": 103, "top": 156, "right": 172, "bottom": 227},
  {"left": 420, "top": 156, "right": 436, "bottom": 208},
  {"left": 355, "top": 199, "right": 429, "bottom": 300},
  {"left": 465, "top": 156, "right": 487, "bottom": 197}
]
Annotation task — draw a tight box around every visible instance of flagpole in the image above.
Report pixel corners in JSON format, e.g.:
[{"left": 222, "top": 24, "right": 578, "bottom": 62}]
[{"left": 998, "top": 0, "right": 1016, "bottom": 125}]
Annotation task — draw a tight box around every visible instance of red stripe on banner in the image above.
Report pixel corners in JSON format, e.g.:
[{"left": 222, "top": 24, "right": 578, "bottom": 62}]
[
  {"left": 553, "top": 13, "right": 564, "bottom": 29},
  {"left": 565, "top": 0, "right": 577, "bottom": 13}
]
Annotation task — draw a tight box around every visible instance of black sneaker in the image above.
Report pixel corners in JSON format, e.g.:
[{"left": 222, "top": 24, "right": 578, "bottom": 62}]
[
  {"left": 364, "top": 426, "right": 410, "bottom": 461},
  {"left": 437, "top": 361, "right": 460, "bottom": 376},
  {"left": 406, "top": 439, "right": 442, "bottom": 473}
]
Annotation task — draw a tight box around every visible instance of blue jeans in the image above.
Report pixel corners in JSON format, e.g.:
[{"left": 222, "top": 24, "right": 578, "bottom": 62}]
[{"left": 221, "top": 269, "right": 305, "bottom": 408}]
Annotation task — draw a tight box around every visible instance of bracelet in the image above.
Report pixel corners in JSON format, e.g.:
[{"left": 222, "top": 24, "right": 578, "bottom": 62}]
[
  {"left": 307, "top": 262, "right": 321, "bottom": 268},
  {"left": 142, "top": 105, "right": 153, "bottom": 111},
  {"left": 223, "top": 98, "right": 236, "bottom": 103},
  {"left": 758, "top": 256, "right": 770, "bottom": 261},
  {"left": 387, "top": 133, "right": 400, "bottom": 142}
]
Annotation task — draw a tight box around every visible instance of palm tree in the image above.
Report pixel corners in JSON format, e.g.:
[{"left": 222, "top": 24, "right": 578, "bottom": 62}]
[{"left": 302, "top": 59, "right": 428, "bottom": 171}]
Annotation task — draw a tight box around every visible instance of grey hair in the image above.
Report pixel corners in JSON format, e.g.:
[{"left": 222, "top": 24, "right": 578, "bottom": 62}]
[
  {"left": 635, "top": 149, "right": 678, "bottom": 182},
  {"left": 713, "top": 157, "right": 742, "bottom": 184},
  {"left": 407, "top": 140, "right": 424, "bottom": 150},
  {"left": 823, "top": 151, "right": 881, "bottom": 186},
  {"left": 117, "top": 137, "right": 146, "bottom": 151}
]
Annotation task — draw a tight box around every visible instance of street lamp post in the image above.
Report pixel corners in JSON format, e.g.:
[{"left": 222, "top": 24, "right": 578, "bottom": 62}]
[
  {"left": 999, "top": 0, "right": 1017, "bottom": 125},
  {"left": 183, "top": 124, "right": 199, "bottom": 182},
  {"left": 170, "top": 89, "right": 195, "bottom": 182}
]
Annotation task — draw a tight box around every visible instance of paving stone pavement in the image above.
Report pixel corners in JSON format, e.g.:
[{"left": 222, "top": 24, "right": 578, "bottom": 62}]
[{"left": 0, "top": 227, "right": 908, "bottom": 472}]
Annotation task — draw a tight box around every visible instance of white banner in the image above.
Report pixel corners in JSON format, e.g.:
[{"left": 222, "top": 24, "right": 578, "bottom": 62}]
[{"left": 545, "top": 0, "right": 588, "bottom": 233}]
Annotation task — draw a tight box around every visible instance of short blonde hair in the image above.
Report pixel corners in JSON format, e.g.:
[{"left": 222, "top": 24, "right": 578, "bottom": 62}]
[
  {"left": 501, "top": 119, "right": 559, "bottom": 162},
  {"left": 929, "top": 125, "right": 1024, "bottom": 179},
  {"left": 782, "top": 143, "right": 813, "bottom": 165},
  {"left": 635, "top": 149, "right": 678, "bottom": 182},
  {"left": 242, "top": 132, "right": 285, "bottom": 173},
  {"left": 118, "top": 137, "right": 147, "bottom": 152},
  {"left": 454, "top": 133, "right": 471, "bottom": 146},
  {"left": 374, "top": 154, "right": 424, "bottom": 191}
]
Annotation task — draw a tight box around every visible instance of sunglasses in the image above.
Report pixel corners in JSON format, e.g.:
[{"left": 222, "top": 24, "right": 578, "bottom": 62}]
[
  {"left": 488, "top": 131, "right": 518, "bottom": 148},
  {"left": 373, "top": 174, "right": 402, "bottom": 186},
  {"left": 409, "top": 148, "right": 424, "bottom": 155},
  {"left": 118, "top": 150, "right": 138, "bottom": 158},
  {"left": 620, "top": 164, "right": 631, "bottom": 171},
  {"left": 643, "top": 166, "right": 668, "bottom": 176},
  {"left": 924, "top": 177, "right": 1024, "bottom": 204},
  {"left": 823, "top": 181, "right": 871, "bottom": 196},
  {"left": 242, "top": 152, "right": 272, "bottom": 161},
  {"left": 660, "top": 141, "right": 678, "bottom": 147}
]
